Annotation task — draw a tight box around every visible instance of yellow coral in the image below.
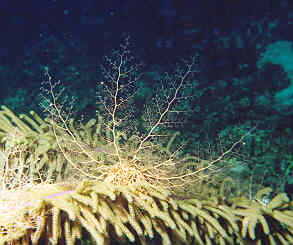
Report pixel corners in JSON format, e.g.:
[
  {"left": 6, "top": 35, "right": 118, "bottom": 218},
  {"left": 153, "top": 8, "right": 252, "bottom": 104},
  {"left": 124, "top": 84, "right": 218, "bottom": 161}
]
[
  {"left": 0, "top": 179, "right": 293, "bottom": 245},
  {"left": 1, "top": 107, "right": 293, "bottom": 245}
]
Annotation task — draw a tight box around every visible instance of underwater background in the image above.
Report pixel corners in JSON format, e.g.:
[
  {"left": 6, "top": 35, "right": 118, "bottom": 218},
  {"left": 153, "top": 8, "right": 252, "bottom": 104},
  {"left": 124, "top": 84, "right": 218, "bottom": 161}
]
[{"left": 1, "top": 1, "right": 293, "bottom": 244}]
